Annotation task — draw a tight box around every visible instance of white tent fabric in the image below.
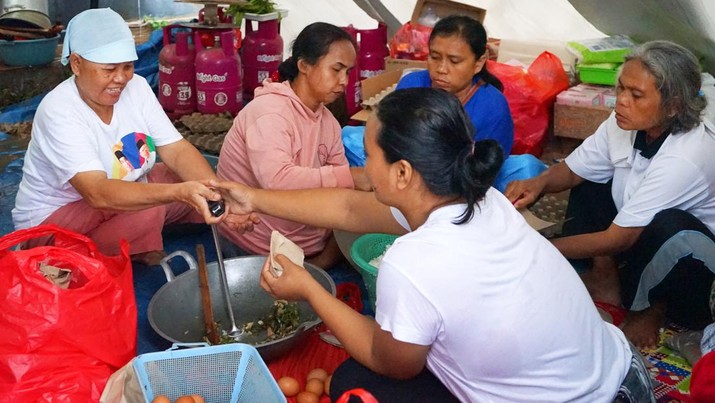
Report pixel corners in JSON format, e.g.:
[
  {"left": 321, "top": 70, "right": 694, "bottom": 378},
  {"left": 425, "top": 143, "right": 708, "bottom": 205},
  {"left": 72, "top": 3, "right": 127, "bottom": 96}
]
[
  {"left": 271, "top": 0, "right": 714, "bottom": 74},
  {"left": 275, "top": 0, "right": 604, "bottom": 54}
]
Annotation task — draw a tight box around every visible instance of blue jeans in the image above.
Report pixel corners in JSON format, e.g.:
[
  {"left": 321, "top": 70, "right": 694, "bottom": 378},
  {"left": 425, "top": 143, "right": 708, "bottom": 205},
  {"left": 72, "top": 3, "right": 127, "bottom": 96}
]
[{"left": 614, "top": 346, "right": 656, "bottom": 402}]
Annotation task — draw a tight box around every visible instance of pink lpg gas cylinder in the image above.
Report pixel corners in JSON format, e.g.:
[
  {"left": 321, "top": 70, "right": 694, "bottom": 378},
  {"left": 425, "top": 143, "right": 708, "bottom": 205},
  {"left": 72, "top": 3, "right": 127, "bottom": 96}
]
[
  {"left": 158, "top": 27, "right": 195, "bottom": 118},
  {"left": 342, "top": 25, "right": 362, "bottom": 117},
  {"left": 194, "top": 30, "right": 243, "bottom": 115},
  {"left": 357, "top": 22, "right": 388, "bottom": 80},
  {"left": 242, "top": 18, "right": 283, "bottom": 103}
]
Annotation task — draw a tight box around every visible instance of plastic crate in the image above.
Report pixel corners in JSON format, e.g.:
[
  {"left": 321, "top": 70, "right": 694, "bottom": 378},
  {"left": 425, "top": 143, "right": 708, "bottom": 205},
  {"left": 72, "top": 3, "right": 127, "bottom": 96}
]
[
  {"left": 133, "top": 343, "right": 285, "bottom": 403},
  {"left": 350, "top": 233, "right": 399, "bottom": 311},
  {"left": 577, "top": 63, "right": 620, "bottom": 86}
]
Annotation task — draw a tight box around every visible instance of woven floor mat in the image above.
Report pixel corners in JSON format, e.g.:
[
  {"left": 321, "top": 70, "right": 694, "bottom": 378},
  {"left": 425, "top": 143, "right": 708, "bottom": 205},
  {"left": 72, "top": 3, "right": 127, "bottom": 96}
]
[{"left": 640, "top": 324, "right": 693, "bottom": 402}]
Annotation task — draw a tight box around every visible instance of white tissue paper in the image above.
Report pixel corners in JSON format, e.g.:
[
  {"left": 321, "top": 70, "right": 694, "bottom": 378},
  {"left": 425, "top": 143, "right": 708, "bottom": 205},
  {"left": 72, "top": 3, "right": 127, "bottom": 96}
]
[{"left": 269, "top": 230, "right": 305, "bottom": 277}]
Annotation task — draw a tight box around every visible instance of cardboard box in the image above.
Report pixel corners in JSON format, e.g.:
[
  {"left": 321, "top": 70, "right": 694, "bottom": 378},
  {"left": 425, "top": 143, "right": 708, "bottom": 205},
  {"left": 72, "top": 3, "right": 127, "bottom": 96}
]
[
  {"left": 600, "top": 87, "right": 617, "bottom": 108},
  {"left": 556, "top": 91, "right": 600, "bottom": 107},
  {"left": 411, "top": 0, "right": 486, "bottom": 24},
  {"left": 385, "top": 57, "right": 428, "bottom": 71},
  {"left": 556, "top": 83, "right": 616, "bottom": 107},
  {"left": 554, "top": 103, "right": 612, "bottom": 140},
  {"left": 391, "top": 0, "right": 487, "bottom": 61},
  {"left": 351, "top": 69, "right": 405, "bottom": 122}
]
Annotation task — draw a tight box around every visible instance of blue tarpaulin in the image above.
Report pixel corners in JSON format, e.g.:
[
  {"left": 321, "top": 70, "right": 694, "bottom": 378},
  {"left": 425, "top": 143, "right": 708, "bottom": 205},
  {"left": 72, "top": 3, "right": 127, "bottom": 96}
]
[{"left": 135, "top": 28, "right": 163, "bottom": 90}]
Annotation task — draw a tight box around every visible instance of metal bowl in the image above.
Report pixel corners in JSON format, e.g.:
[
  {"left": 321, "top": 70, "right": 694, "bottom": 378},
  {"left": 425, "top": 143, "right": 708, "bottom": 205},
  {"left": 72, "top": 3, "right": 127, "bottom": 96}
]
[
  {"left": 0, "top": 9, "right": 51, "bottom": 29},
  {"left": 148, "top": 253, "right": 335, "bottom": 361}
]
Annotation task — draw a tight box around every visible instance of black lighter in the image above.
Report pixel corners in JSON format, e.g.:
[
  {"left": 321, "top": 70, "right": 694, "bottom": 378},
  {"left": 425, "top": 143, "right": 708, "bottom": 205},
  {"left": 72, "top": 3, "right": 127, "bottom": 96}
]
[{"left": 207, "top": 200, "right": 225, "bottom": 217}]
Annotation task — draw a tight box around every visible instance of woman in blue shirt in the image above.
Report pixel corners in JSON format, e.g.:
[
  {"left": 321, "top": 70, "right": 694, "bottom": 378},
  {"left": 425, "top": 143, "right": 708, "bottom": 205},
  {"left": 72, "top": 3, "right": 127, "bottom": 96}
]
[{"left": 396, "top": 15, "right": 545, "bottom": 191}]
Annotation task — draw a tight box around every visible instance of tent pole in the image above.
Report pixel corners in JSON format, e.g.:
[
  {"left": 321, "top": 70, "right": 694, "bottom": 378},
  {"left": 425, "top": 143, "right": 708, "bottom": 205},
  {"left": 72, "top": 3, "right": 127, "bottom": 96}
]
[{"left": 352, "top": 0, "right": 401, "bottom": 38}]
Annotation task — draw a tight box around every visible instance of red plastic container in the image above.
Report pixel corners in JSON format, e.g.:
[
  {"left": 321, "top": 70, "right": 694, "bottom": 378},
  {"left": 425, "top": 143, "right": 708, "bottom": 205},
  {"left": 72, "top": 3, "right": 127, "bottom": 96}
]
[
  {"left": 357, "top": 22, "right": 388, "bottom": 80},
  {"left": 159, "top": 26, "right": 196, "bottom": 118},
  {"left": 241, "top": 18, "right": 283, "bottom": 103},
  {"left": 194, "top": 30, "right": 243, "bottom": 115}
]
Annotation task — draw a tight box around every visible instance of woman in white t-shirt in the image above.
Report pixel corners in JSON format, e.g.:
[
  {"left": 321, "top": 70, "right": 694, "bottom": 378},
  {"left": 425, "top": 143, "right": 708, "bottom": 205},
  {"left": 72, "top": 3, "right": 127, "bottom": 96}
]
[
  {"left": 214, "top": 88, "right": 653, "bottom": 402},
  {"left": 12, "top": 8, "right": 234, "bottom": 265},
  {"left": 506, "top": 40, "right": 715, "bottom": 349}
]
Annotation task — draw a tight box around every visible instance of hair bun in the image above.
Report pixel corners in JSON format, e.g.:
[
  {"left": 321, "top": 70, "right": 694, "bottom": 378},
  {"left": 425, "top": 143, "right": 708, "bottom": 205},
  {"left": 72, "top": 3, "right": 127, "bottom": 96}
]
[{"left": 472, "top": 139, "right": 505, "bottom": 183}]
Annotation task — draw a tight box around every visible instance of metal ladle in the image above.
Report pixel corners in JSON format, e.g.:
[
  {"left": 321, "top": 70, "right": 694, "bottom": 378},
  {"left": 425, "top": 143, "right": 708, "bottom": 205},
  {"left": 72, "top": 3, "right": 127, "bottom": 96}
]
[{"left": 207, "top": 200, "right": 241, "bottom": 338}]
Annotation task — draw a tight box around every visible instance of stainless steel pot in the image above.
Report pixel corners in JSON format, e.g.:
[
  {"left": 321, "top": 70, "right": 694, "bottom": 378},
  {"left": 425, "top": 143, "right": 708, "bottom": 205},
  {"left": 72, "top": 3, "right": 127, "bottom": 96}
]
[
  {"left": 0, "top": 9, "right": 51, "bottom": 29},
  {"left": 148, "top": 253, "right": 335, "bottom": 361},
  {"left": 1, "top": 0, "right": 47, "bottom": 15}
]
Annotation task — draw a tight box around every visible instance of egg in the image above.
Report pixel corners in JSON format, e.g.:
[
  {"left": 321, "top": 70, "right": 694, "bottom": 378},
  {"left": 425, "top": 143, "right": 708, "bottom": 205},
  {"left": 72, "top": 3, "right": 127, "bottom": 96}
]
[
  {"left": 296, "top": 391, "right": 320, "bottom": 403},
  {"left": 190, "top": 395, "right": 205, "bottom": 403},
  {"left": 151, "top": 396, "right": 170, "bottom": 403},
  {"left": 305, "top": 378, "right": 324, "bottom": 396},
  {"left": 324, "top": 374, "right": 332, "bottom": 395},
  {"left": 277, "top": 376, "right": 300, "bottom": 397},
  {"left": 306, "top": 367, "right": 329, "bottom": 382},
  {"left": 175, "top": 396, "right": 196, "bottom": 403}
]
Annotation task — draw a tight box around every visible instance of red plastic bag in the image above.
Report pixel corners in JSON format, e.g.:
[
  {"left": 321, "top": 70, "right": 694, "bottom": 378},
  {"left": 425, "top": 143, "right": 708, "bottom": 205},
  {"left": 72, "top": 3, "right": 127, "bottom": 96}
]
[
  {"left": 0, "top": 225, "right": 137, "bottom": 403},
  {"left": 337, "top": 388, "right": 379, "bottom": 403},
  {"left": 488, "top": 52, "right": 570, "bottom": 156},
  {"left": 336, "top": 282, "right": 364, "bottom": 313},
  {"left": 389, "top": 22, "right": 432, "bottom": 60}
]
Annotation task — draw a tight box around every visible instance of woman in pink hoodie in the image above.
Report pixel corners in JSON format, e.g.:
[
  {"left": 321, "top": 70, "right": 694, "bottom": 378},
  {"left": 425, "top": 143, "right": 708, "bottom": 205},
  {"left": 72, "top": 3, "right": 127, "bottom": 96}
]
[{"left": 217, "top": 22, "right": 368, "bottom": 269}]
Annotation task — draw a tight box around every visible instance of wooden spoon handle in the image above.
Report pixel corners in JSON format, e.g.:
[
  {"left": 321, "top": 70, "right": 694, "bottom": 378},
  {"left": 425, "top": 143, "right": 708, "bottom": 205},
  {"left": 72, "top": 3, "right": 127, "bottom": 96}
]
[{"left": 197, "top": 244, "right": 220, "bottom": 344}]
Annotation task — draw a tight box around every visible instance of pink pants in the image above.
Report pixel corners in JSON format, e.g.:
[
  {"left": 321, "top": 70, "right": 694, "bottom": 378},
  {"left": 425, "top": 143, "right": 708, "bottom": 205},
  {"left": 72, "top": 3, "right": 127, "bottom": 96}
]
[{"left": 25, "top": 164, "right": 203, "bottom": 256}]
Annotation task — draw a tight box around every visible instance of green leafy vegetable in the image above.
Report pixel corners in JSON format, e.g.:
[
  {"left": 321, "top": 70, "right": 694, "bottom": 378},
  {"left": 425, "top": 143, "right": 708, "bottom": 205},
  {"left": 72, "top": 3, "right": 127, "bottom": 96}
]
[
  {"left": 207, "top": 299, "right": 300, "bottom": 345},
  {"left": 225, "top": 0, "right": 278, "bottom": 26}
]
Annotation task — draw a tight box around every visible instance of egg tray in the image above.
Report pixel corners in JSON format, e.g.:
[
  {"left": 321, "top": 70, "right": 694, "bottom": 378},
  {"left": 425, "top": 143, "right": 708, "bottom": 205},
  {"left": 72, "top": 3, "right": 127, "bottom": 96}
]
[
  {"left": 173, "top": 121, "right": 224, "bottom": 155},
  {"left": 181, "top": 131, "right": 226, "bottom": 155},
  {"left": 133, "top": 342, "right": 285, "bottom": 403},
  {"left": 528, "top": 193, "right": 568, "bottom": 239},
  {"left": 179, "top": 112, "right": 234, "bottom": 134},
  {"left": 361, "top": 83, "right": 398, "bottom": 108}
]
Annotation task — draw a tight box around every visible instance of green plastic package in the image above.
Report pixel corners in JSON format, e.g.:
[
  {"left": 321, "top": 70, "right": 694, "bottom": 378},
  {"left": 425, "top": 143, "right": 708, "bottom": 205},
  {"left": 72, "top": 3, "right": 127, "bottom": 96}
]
[{"left": 567, "top": 35, "right": 635, "bottom": 64}]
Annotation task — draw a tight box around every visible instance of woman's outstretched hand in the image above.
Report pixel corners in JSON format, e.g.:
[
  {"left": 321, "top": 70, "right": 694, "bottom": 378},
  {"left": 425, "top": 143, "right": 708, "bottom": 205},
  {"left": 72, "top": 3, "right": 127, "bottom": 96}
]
[
  {"left": 259, "top": 254, "right": 317, "bottom": 301},
  {"left": 504, "top": 176, "right": 546, "bottom": 209},
  {"left": 207, "top": 180, "right": 261, "bottom": 232}
]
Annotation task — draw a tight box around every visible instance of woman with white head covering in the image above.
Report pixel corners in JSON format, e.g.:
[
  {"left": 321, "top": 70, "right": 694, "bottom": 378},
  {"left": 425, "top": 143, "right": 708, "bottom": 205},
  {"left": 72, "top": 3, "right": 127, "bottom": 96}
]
[{"left": 12, "top": 8, "right": 236, "bottom": 265}]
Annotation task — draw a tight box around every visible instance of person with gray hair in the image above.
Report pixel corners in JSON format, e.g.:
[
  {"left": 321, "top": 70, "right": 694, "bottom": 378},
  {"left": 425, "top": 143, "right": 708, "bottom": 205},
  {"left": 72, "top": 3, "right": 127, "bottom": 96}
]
[
  {"left": 506, "top": 40, "right": 715, "bottom": 349},
  {"left": 12, "top": 8, "right": 239, "bottom": 265}
]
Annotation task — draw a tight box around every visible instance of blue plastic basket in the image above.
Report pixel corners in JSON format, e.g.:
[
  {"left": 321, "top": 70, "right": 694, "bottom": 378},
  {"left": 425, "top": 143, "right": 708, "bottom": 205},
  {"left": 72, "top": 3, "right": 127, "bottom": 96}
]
[{"left": 133, "top": 343, "right": 285, "bottom": 403}]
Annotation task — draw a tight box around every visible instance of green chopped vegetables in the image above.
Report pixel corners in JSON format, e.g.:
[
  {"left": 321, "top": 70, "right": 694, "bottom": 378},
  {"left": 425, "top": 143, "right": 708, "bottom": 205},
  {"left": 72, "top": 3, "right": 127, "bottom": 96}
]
[
  {"left": 225, "top": 0, "right": 278, "bottom": 25},
  {"left": 206, "top": 299, "right": 301, "bottom": 345},
  {"left": 242, "top": 299, "right": 300, "bottom": 341}
]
